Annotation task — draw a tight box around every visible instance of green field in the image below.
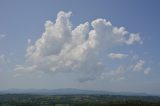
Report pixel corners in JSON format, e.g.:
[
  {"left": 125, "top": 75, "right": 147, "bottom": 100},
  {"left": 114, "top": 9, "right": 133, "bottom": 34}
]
[{"left": 0, "top": 94, "right": 160, "bottom": 106}]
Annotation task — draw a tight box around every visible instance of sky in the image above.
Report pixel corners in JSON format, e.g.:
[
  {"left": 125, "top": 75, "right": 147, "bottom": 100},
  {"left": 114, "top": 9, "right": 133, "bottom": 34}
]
[{"left": 0, "top": 0, "right": 160, "bottom": 95}]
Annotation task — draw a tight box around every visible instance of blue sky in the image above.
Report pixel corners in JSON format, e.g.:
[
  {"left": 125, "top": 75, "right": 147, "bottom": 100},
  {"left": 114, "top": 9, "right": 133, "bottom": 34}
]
[{"left": 0, "top": 0, "right": 160, "bottom": 95}]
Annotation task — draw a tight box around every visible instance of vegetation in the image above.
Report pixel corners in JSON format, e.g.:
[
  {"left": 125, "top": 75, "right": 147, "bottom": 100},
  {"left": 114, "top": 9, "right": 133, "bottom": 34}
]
[{"left": 0, "top": 94, "right": 160, "bottom": 106}]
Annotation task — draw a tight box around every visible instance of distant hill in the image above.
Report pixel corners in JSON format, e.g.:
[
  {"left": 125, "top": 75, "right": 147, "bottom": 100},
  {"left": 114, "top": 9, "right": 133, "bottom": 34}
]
[{"left": 0, "top": 88, "right": 149, "bottom": 96}]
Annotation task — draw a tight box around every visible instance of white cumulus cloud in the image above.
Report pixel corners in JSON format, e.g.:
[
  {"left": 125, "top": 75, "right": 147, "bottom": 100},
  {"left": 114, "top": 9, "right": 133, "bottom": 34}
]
[
  {"left": 15, "top": 11, "right": 144, "bottom": 81},
  {"left": 125, "top": 33, "right": 143, "bottom": 45}
]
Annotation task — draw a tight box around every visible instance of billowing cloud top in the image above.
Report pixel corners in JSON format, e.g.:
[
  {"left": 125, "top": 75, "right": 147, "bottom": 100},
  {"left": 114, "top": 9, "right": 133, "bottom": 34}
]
[{"left": 15, "top": 11, "right": 148, "bottom": 81}]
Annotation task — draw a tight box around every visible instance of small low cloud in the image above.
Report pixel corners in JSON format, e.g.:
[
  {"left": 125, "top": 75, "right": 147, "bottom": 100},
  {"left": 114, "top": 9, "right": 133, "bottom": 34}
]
[
  {"left": 15, "top": 11, "right": 146, "bottom": 81},
  {"left": 108, "top": 53, "right": 128, "bottom": 59}
]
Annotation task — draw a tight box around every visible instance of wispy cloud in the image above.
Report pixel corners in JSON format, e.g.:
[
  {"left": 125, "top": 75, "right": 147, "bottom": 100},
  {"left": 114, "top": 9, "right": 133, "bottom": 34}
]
[
  {"left": 100, "top": 66, "right": 126, "bottom": 81},
  {"left": 132, "top": 59, "right": 145, "bottom": 71},
  {"left": 0, "top": 54, "right": 10, "bottom": 64},
  {"left": 108, "top": 53, "right": 128, "bottom": 59},
  {"left": 144, "top": 67, "right": 151, "bottom": 75},
  {"left": 0, "top": 34, "right": 6, "bottom": 39}
]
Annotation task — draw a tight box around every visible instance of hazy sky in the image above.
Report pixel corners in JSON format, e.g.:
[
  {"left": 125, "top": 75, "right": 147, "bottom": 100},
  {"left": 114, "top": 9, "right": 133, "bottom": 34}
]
[{"left": 0, "top": 0, "right": 160, "bottom": 95}]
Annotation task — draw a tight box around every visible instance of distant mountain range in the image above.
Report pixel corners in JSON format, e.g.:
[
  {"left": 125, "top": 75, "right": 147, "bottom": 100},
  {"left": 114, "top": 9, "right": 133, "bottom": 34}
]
[{"left": 0, "top": 88, "right": 150, "bottom": 96}]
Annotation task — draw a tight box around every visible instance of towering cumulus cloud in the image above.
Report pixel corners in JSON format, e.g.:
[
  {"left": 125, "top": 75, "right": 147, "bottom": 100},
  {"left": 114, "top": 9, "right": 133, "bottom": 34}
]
[{"left": 15, "top": 11, "right": 145, "bottom": 81}]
